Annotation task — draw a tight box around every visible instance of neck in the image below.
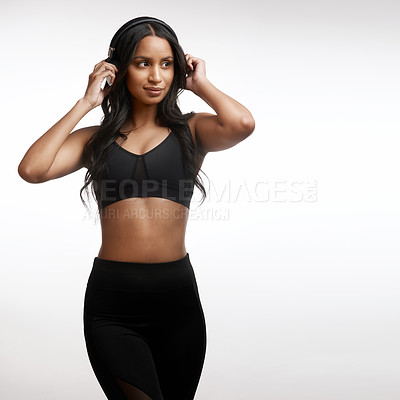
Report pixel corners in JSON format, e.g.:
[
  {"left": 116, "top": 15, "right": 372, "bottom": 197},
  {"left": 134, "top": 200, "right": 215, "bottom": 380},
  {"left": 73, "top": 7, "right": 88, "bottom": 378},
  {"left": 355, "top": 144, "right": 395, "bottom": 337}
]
[{"left": 127, "top": 100, "right": 159, "bottom": 130}]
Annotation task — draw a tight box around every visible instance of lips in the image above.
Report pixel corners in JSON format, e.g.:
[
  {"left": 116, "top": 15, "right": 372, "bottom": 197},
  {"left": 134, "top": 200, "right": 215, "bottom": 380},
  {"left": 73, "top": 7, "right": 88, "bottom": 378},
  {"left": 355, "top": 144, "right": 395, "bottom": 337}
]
[{"left": 144, "top": 87, "right": 164, "bottom": 97}]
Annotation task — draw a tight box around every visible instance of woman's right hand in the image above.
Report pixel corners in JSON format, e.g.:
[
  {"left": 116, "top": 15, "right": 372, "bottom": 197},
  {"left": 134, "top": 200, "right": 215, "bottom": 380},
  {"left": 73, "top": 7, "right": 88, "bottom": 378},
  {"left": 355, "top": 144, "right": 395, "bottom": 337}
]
[{"left": 82, "top": 60, "right": 119, "bottom": 109}]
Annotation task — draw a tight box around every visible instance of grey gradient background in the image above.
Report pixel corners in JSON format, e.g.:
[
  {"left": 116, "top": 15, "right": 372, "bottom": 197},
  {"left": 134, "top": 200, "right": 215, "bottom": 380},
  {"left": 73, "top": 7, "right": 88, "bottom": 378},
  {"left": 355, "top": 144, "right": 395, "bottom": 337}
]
[{"left": 1, "top": 0, "right": 400, "bottom": 399}]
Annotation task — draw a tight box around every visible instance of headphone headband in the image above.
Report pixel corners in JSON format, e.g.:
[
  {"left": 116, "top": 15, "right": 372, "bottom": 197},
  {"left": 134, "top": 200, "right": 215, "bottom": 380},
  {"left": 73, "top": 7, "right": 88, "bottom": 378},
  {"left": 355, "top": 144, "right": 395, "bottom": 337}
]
[{"left": 107, "top": 16, "right": 178, "bottom": 59}]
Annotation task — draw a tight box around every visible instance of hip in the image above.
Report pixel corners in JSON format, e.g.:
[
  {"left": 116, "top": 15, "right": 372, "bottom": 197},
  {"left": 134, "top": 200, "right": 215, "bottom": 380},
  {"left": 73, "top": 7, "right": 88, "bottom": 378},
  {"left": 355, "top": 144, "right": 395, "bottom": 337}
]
[{"left": 84, "top": 253, "right": 204, "bottom": 324}]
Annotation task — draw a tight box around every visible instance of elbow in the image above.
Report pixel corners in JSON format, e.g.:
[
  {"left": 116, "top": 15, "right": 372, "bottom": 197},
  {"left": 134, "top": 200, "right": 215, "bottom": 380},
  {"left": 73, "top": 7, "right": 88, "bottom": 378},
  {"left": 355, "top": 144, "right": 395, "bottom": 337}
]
[
  {"left": 240, "top": 114, "right": 256, "bottom": 136},
  {"left": 18, "top": 164, "right": 43, "bottom": 184}
]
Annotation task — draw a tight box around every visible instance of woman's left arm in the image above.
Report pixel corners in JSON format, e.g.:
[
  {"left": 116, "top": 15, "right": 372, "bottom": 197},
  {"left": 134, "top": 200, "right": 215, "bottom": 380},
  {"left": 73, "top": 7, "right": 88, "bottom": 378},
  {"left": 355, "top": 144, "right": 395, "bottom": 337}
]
[{"left": 185, "top": 54, "right": 255, "bottom": 155}]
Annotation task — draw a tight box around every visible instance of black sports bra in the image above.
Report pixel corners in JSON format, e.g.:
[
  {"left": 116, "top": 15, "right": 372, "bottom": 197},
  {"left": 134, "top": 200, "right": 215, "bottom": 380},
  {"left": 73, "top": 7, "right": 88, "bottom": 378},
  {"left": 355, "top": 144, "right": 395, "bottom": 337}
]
[{"left": 98, "top": 131, "right": 194, "bottom": 212}]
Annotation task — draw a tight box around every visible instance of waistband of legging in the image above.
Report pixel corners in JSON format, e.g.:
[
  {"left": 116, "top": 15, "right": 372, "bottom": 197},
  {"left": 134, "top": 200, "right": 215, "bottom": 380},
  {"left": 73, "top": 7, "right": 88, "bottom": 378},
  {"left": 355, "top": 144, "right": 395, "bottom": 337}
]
[{"left": 92, "top": 252, "right": 191, "bottom": 275}]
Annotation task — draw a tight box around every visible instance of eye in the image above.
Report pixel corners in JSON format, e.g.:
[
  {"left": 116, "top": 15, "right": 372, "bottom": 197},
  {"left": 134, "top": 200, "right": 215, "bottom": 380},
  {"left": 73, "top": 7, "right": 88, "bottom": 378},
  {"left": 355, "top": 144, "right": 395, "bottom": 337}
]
[
  {"left": 138, "top": 61, "right": 149, "bottom": 67},
  {"left": 162, "top": 61, "right": 172, "bottom": 67}
]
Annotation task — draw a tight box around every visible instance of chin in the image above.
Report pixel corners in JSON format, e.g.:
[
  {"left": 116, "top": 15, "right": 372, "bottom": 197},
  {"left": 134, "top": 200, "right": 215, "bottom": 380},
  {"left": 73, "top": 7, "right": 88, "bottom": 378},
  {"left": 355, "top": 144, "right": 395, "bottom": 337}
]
[
  {"left": 145, "top": 97, "right": 166, "bottom": 105},
  {"left": 143, "top": 95, "right": 168, "bottom": 105},
  {"left": 130, "top": 96, "right": 161, "bottom": 106}
]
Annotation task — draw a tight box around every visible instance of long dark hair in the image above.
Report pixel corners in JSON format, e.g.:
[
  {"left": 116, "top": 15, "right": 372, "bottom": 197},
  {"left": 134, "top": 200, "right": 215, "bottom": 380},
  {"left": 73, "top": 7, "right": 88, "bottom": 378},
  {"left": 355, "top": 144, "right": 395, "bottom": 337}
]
[{"left": 79, "top": 21, "right": 208, "bottom": 220}]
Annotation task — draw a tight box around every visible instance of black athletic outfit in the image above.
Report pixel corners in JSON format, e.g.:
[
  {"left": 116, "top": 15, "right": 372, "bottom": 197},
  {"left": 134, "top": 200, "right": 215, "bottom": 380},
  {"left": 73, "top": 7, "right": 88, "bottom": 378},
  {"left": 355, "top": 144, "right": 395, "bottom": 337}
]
[{"left": 83, "top": 131, "right": 207, "bottom": 399}]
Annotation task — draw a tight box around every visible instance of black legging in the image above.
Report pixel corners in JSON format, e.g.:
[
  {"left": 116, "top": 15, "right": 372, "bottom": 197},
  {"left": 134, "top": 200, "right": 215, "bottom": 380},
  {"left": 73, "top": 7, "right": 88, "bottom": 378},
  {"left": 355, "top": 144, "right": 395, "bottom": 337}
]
[{"left": 83, "top": 253, "right": 207, "bottom": 400}]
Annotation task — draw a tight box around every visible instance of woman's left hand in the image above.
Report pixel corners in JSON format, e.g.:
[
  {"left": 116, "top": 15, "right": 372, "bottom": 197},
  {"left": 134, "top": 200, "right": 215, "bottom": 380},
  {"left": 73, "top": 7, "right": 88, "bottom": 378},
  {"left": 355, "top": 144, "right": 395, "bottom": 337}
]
[{"left": 185, "top": 54, "right": 208, "bottom": 92}]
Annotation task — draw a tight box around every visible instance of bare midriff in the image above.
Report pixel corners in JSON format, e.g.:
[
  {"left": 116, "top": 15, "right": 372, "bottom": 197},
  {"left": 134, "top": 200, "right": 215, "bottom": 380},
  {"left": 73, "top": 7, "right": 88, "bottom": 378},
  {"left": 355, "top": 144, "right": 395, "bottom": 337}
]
[{"left": 97, "top": 197, "right": 190, "bottom": 263}]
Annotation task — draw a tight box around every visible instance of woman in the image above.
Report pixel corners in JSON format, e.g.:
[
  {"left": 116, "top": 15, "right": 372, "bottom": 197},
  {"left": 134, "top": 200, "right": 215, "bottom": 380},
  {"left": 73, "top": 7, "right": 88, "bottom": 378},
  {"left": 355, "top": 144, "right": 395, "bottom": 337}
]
[{"left": 18, "top": 16, "right": 255, "bottom": 400}]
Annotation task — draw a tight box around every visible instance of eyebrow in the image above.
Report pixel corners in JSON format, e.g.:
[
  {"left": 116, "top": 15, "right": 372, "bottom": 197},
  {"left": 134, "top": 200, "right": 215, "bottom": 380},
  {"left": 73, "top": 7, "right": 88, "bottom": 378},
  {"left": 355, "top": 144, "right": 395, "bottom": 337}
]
[{"left": 133, "top": 56, "right": 174, "bottom": 60}]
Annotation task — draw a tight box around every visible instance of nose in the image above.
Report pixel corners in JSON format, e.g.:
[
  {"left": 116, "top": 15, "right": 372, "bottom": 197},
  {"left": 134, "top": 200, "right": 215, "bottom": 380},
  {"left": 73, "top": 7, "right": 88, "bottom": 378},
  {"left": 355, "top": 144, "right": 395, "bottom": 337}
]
[{"left": 149, "top": 65, "right": 162, "bottom": 83}]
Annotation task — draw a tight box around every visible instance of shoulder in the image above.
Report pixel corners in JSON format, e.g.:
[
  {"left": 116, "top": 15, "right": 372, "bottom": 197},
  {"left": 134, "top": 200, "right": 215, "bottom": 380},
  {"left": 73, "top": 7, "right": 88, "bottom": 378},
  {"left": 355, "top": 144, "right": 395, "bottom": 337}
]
[
  {"left": 187, "top": 112, "right": 212, "bottom": 133},
  {"left": 71, "top": 125, "right": 101, "bottom": 169},
  {"left": 187, "top": 111, "right": 254, "bottom": 155},
  {"left": 78, "top": 125, "right": 101, "bottom": 140},
  {"left": 69, "top": 124, "right": 100, "bottom": 144},
  {"left": 187, "top": 112, "right": 213, "bottom": 158}
]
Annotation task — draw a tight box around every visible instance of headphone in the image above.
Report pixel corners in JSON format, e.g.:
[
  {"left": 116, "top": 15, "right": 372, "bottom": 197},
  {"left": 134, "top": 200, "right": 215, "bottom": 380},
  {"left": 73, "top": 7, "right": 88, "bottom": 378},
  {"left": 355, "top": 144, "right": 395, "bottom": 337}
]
[{"left": 104, "top": 16, "right": 178, "bottom": 86}]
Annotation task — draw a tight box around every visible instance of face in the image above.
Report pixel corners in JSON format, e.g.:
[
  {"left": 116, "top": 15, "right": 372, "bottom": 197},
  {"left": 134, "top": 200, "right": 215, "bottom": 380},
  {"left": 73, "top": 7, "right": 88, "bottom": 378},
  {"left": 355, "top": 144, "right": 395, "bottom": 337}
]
[{"left": 125, "top": 35, "right": 174, "bottom": 105}]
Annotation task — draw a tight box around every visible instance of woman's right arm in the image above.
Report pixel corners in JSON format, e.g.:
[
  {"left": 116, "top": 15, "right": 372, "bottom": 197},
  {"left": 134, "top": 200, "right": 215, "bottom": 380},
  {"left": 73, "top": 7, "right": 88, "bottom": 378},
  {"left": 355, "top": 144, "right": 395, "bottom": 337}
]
[
  {"left": 18, "top": 59, "right": 118, "bottom": 183},
  {"left": 18, "top": 98, "right": 95, "bottom": 183}
]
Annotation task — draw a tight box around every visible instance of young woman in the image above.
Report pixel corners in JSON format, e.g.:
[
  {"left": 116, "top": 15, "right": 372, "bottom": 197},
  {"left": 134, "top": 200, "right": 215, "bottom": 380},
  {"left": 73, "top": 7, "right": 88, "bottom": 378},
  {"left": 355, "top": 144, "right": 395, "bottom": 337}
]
[{"left": 18, "top": 16, "right": 255, "bottom": 400}]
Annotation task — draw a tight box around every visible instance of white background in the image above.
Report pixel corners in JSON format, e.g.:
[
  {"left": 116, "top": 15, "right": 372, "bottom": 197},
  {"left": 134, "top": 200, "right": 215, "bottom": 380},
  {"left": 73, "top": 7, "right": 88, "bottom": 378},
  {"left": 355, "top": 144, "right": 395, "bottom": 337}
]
[{"left": 2, "top": 0, "right": 400, "bottom": 399}]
